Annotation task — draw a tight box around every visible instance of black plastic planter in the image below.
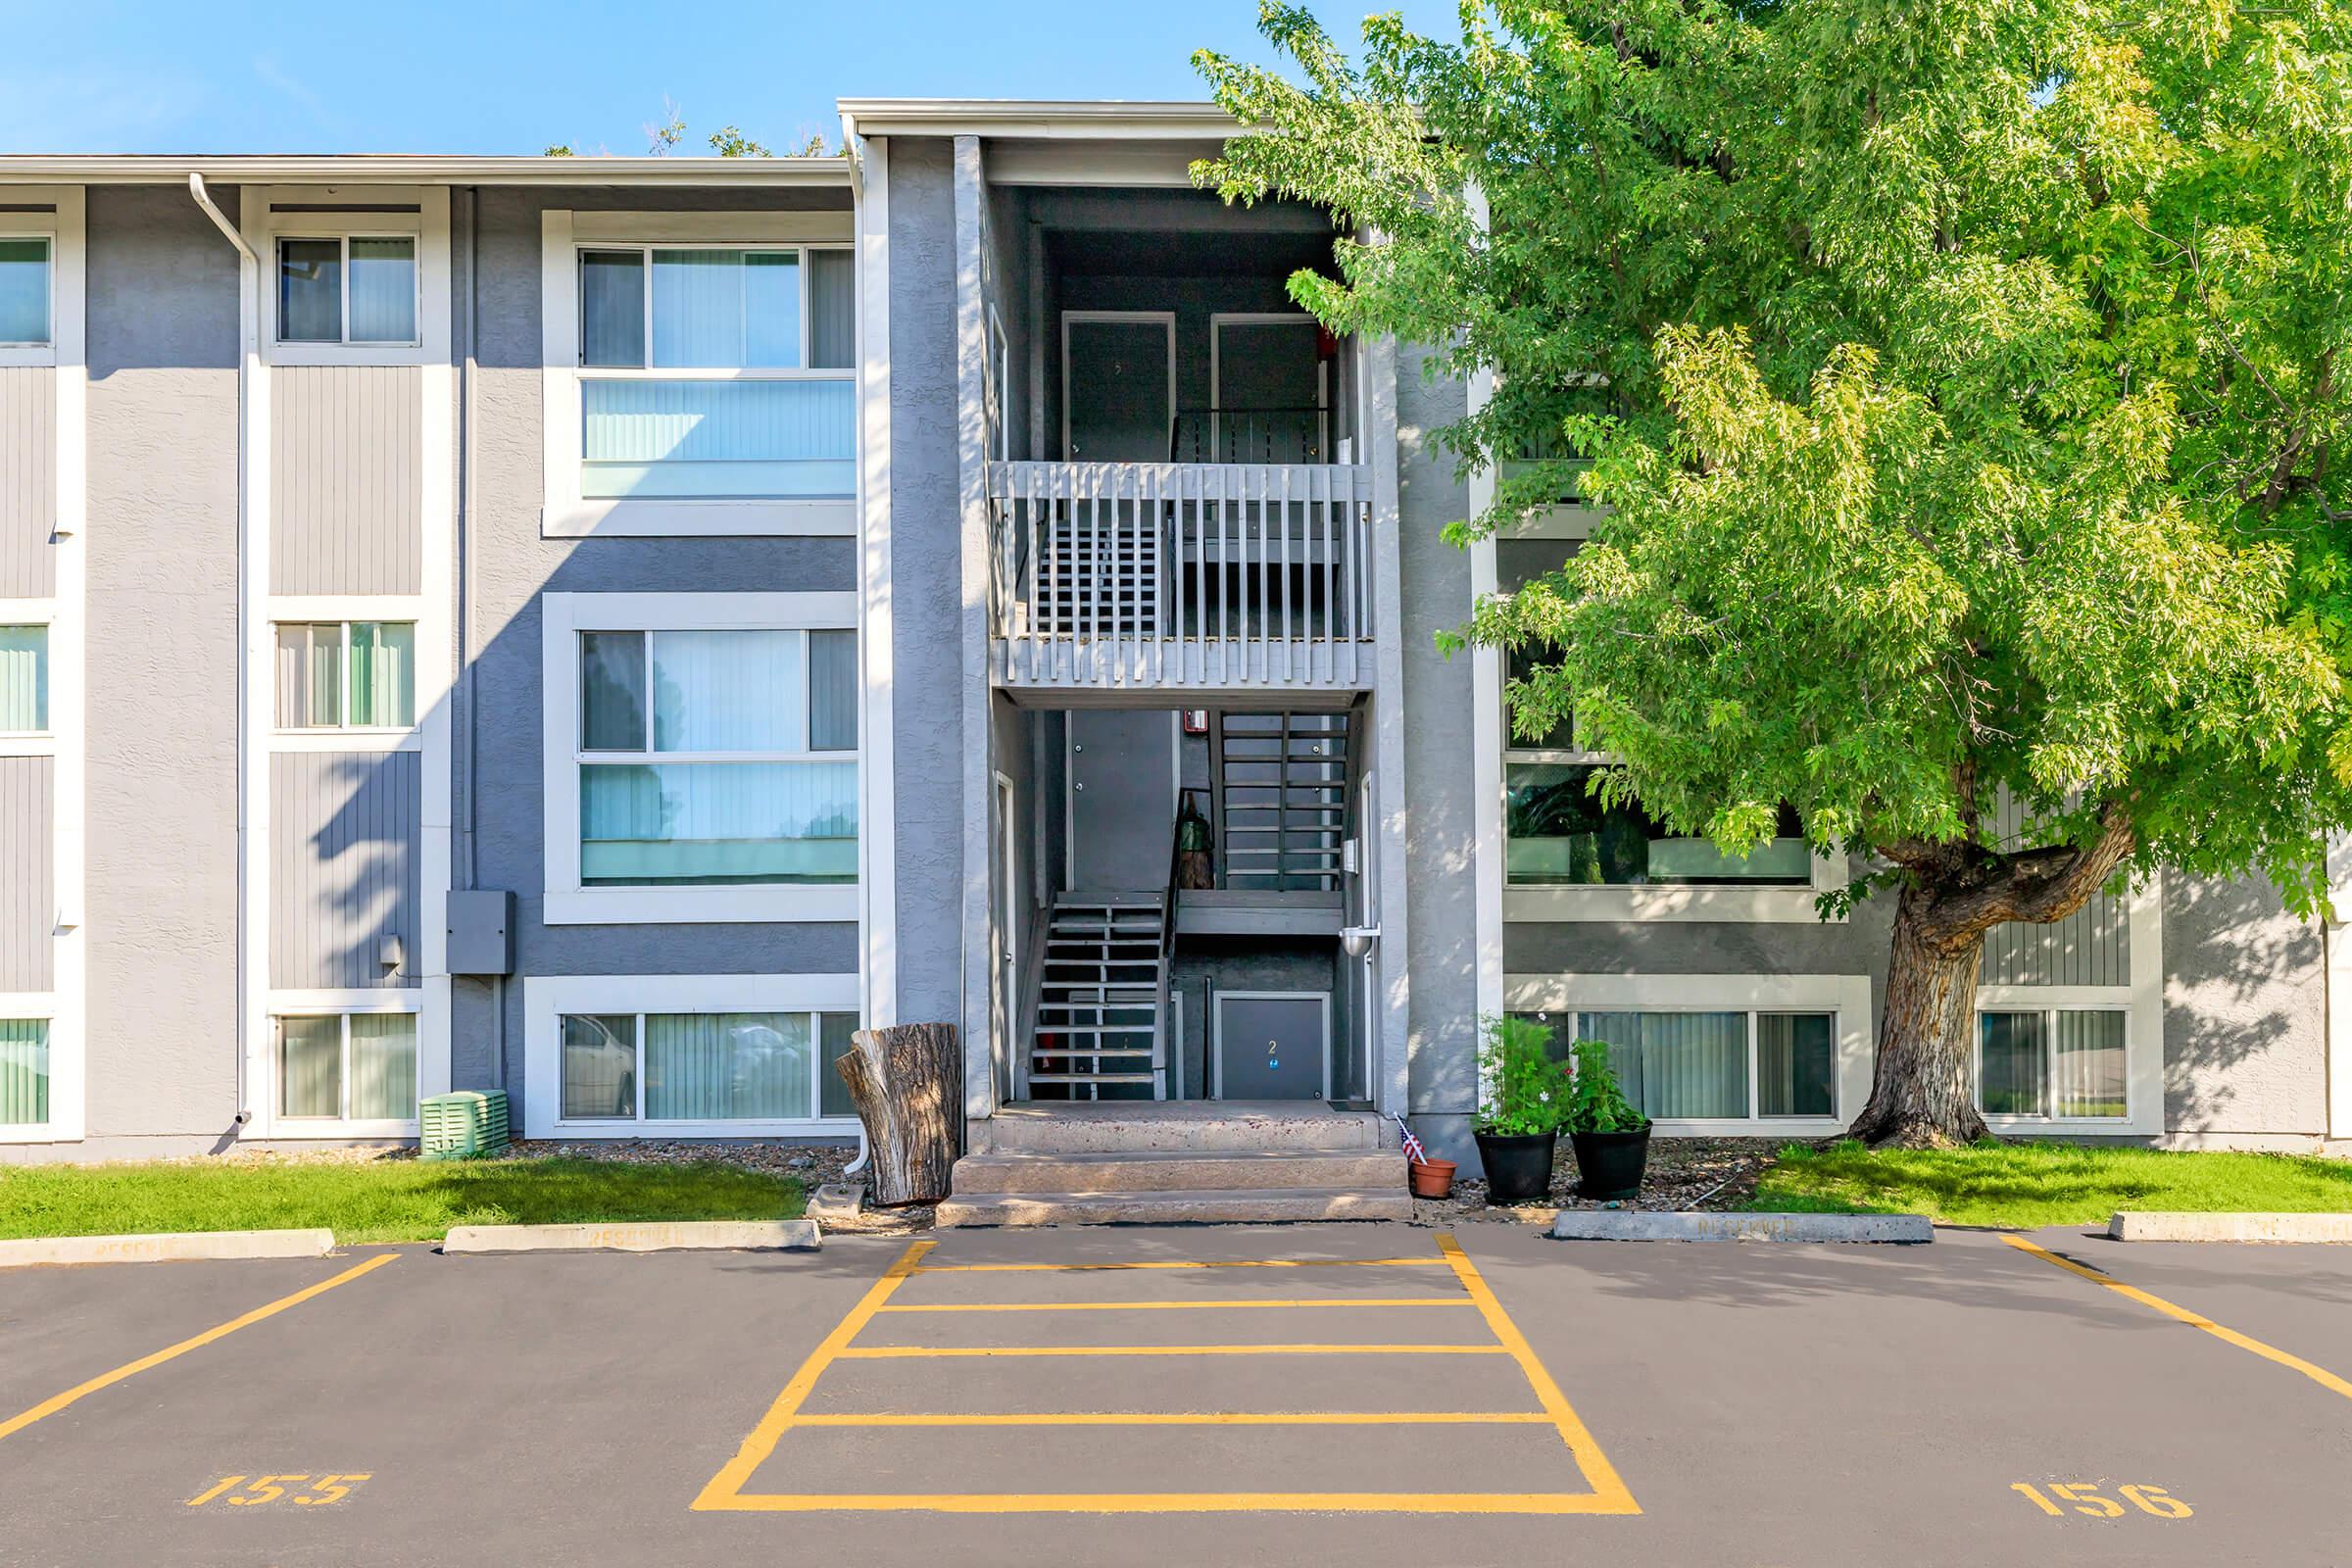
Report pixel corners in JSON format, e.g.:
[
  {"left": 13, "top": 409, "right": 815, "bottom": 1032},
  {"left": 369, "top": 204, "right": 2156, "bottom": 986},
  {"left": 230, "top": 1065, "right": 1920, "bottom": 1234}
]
[
  {"left": 1571, "top": 1128, "right": 1651, "bottom": 1200},
  {"left": 1474, "top": 1131, "right": 1558, "bottom": 1205}
]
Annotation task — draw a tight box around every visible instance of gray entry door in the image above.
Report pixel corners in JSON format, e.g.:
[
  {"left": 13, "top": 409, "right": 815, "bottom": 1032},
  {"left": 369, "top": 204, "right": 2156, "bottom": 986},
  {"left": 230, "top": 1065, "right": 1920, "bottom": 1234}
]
[
  {"left": 1214, "top": 992, "right": 1330, "bottom": 1101},
  {"left": 1067, "top": 710, "right": 1175, "bottom": 892},
  {"left": 1065, "top": 316, "right": 1172, "bottom": 462}
]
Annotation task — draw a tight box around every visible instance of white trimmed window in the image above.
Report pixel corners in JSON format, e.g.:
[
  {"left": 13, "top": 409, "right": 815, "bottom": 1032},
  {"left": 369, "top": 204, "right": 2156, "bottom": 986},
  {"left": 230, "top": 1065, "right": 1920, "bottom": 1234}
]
[
  {"left": 0, "top": 623, "right": 47, "bottom": 734},
  {"left": 273, "top": 1010, "right": 418, "bottom": 1126},
  {"left": 0, "top": 236, "right": 50, "bottom": 348},
  {"left": 542, "top": 592, "right": 859, "bottom": 924},
  {"left": 272, "top": 621, "right": 416, "bottom": 730},
  {"left": 540, "top": 212, "right": 858, "bottom": 538},
  {"left": 0, "top": 1016, "right": 49, "bottom": 1129},
  {"left": 523, "top": 972, "right": 859, "bottom": 1138},
  {"left": 1977, "top": 1007, "right": 2129, "bottom": 1122},
  {"left": 275, "top": 234, "right": 419, "bottom": 347},
  {"left": 1505, "top": 973, "right": 1872, "bottom": 1132}
]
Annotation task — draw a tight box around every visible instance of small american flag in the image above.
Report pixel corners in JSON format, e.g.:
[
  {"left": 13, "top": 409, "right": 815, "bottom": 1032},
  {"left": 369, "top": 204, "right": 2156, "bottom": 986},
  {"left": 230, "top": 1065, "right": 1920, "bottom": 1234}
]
[{"left": 1392, "top": 1113, "right": 1429, "bottom": 1164}]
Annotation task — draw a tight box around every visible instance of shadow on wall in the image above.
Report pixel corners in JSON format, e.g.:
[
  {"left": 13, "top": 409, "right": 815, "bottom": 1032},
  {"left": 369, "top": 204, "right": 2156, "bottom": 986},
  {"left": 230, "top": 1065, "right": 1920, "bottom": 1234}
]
[
  {"left": 2162, "top": 872, "right": 2321, "bottom": 1135},
  {"left": 301, "top": 749, "right": 422, "bottom": 990}
]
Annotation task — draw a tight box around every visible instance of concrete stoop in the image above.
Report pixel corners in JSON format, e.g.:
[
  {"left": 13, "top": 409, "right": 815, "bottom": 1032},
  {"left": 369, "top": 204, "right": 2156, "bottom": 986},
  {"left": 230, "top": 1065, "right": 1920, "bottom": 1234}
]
[{"left": 937, "top": 1102, "right": 1409, "bottom": 1226}]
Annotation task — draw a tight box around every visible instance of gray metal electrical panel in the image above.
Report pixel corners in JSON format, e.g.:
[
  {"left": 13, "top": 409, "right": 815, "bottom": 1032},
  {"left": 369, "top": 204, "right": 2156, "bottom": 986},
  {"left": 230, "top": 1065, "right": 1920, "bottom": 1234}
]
[{"left": 446, "top": 889, "right": 515, "bottom": 976}]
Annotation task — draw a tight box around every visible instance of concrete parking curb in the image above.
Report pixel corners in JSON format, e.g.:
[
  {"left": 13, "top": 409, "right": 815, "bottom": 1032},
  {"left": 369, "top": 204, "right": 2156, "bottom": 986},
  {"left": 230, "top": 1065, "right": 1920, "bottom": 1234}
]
[
  {"left": 441, "top": 1219, "right": 821, "bottom": 1254},
  {"left": 1550, "top": 1211, "right": 1933, "bottom": 1244},
  {"left": 0, "top": 1229, "right": 339, "bottom": 1269},
  {"left": 2107, "top": 1211, "right": 2352, "bottom": 1244}
]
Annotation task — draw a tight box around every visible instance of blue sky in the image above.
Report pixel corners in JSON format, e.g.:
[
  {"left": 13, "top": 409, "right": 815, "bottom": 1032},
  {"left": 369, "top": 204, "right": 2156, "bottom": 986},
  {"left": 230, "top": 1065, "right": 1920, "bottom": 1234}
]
[{"left": 3, "top": 1, "right": 1467, "bottom": 156}]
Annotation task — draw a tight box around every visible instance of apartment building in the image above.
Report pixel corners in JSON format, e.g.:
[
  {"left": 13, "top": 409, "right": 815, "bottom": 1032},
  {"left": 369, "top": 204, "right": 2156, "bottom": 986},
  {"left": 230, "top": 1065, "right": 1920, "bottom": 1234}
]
[{"left": 1, "top": 102, "right": 2345, "bottom": 1200}]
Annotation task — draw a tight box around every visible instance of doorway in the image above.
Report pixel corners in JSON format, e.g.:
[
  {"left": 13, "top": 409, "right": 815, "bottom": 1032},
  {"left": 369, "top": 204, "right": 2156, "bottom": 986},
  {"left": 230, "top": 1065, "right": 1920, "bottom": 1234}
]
[
  {"left": 1212, "top": 990, "right": 1332, "bottom": 1101},
  {"left": 1065, "top": 710, "right": 1177, "bottom": 893},
  {"left": 1062, "top": 312, "right": 1175, "bottom": 462},
  {"left": 1210, "top": 314, "right": 1325, "bottom": 464}
]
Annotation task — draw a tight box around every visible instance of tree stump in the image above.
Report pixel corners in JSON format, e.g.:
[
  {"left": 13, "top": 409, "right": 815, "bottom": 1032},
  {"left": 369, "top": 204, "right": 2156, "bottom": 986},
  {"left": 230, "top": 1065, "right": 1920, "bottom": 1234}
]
[{"left": 834, "top": 1022, "right": 962, "bottom": 1206}]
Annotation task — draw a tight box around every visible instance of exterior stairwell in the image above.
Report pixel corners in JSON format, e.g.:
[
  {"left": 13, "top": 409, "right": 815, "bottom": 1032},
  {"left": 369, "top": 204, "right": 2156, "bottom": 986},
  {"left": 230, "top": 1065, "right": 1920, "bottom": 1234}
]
[
  {"left": 937, "top": 1102, "right": 1412, "bottom": 1227},
  {"left": 1025, "top": 893, "right": 1171, "bottom": 1098}
]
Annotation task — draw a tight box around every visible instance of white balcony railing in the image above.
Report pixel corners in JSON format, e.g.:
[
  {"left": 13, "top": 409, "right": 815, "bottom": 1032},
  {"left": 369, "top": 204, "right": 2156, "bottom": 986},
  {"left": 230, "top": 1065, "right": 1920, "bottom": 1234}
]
[{"left": 987, "top": 461, "right": 1375, "bottom": 692}]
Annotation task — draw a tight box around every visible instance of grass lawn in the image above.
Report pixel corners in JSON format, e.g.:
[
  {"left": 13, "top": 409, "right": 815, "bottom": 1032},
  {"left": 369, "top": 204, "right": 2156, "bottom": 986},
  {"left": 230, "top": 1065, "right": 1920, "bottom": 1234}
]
[
  {"left": 1750, "top": 1140, "right": 2352, "bottom": 1229},
  {"left": 0, "top": 1157, "right": 806, "bottom": 1246}
]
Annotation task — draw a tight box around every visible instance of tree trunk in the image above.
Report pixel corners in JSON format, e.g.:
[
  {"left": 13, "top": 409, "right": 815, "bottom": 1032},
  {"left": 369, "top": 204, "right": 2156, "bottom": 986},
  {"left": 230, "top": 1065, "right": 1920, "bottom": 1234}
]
[
  {"left": 835, "top": 1022, "right": 962, "bottom": 1205},
  {"left": 1846, "top": 880, "right": 1991, "bottom": 1149}
]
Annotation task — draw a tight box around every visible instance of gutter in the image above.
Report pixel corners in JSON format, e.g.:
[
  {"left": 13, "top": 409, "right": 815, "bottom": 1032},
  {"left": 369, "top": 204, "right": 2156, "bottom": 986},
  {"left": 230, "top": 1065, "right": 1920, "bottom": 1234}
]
[
  {"left": 3, "top": 155, "right": 852, "bottom": 186},
  {"left": 188, "top": 174, "right": 256, "bottom": 1129}
]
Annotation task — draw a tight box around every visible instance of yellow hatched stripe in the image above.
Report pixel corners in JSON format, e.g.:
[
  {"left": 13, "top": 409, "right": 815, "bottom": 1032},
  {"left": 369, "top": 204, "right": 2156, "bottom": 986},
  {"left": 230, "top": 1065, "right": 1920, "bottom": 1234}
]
[
  {"left": 701, "top": 1489, "right": 1641, "bottom": 1514},
  {"left": 0, "top": 1253, "right": 397, "bottom": 1446},
  {"left": 691, "top": 1238, "right": 933, "bottom": 1511},
  {"left": 2001, "top": 1234, "right": 2352, "bottom": 1402},
  {"left": 911, "top": 1256, "right": 1450, "bottom": 1274},
  {"left": 834, "top": 1343, "right": 1509, "bottom": 1360},
  {"left": 1437, "top": 1234, "right": 1642, "bottom": 1515},
  {"left": 788, "top": 1410, "right": 1552, "bottom": 1427},
  {"left": 874, "top": 1297, "right": 1475, "bottom": 1314}
]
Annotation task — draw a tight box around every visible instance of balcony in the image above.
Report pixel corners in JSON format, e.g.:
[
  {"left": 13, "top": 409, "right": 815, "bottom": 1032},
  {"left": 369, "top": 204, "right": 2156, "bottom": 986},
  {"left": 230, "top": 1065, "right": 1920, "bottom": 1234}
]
[{"left": 986, "top": 456, "right": 1374, "bottom": 699}]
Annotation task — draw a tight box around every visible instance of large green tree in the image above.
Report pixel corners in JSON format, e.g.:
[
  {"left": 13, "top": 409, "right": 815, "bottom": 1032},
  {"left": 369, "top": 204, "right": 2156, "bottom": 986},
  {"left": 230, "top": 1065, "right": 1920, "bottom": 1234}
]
[{"left": 1198, "top": 0, "right": 2352, "bottom": 1145}]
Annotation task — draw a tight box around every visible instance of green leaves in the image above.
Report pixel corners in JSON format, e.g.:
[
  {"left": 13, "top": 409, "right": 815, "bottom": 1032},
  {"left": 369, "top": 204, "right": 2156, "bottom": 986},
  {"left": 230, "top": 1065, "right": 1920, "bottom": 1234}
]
[
  {"left": 1200, "top": 0, "right": 2352, "bottom": 914},
  {"left": 1475, "top": 1014, "right": 1571, "bottom": 1137}
]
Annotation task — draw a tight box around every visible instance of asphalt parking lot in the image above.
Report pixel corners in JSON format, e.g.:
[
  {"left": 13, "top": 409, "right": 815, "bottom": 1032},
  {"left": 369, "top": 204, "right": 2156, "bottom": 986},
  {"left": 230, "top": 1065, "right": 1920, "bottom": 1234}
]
[{"left": 1, "top": 1221, "right": 2346, "bottom": 1567}]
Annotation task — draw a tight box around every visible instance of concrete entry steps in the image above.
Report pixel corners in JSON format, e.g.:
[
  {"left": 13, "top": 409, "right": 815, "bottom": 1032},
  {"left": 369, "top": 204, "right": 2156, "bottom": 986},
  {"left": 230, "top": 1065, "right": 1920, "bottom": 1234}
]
[{"left": 939, "top": 1101, "right": 1409, "bottom": 1226}]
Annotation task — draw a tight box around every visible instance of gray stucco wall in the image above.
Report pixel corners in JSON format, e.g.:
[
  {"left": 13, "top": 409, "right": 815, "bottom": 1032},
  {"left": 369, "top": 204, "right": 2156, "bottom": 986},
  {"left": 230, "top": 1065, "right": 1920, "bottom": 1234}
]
[
  {"left": 450, "top": 182, "right": 859, "bottom": 1113},
  {"left": 79, "top": 183, "right": 244, "bottom": 1150},
  {"left": 270, "top": 364, "right": 422, "bottom": 595},
  {"left": 883, "top": 138, "right": 967, "bottom": 1028},
  {"left": 0, "top": 366, "right": 56, "bottom": 598},
  {"left": 2163, "top": 870, "right": 2328, "bottom": 1140},
  {"left": 1394, "top": 345, "right": 1482, "bottom": 1163}
]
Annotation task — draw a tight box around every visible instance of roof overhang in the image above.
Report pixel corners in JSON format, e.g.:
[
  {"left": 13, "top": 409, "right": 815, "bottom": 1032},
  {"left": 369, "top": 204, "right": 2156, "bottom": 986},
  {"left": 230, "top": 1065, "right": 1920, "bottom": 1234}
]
[
  {"left": 837, "top": 100, "right": 1248, "bottom": 142},
  {"left": 0, "top": 155, "right": 853, "bottom": 187}
]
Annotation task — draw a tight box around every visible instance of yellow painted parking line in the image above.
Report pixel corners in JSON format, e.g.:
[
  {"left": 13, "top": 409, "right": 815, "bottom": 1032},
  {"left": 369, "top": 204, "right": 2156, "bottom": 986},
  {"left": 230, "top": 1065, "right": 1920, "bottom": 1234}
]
[
  {"left": 791, "top": 1411, "right": 1553, "bottom": 1427},
  {"left": 696, "top": 1231, "right": 1642, "bottom": 1515},
  {"left": 875, "top": 1297, "right": 1474, "bottom": 1313},
  {"left": 911, "top": 1256, "right": 1450, "bottom": 1274},
  {"left": 0, "top": 1252, "right": 397, "bottom": 1446},
  {"left": 699, "top": 1490, "right": 1642, "bottom": 1515},
  {"left": 2001, "top": 1234, "right": 2352, "bottom": 1403},
  {"left": 834, "top": 1342, "right": 1510, "bottom": 1359},
  {"left": 1439, "top": 1234, "right": 1642, "bottom": 1514},
  {"left": 693, "top": 1237, "right": 933, "bottom": 1511}
]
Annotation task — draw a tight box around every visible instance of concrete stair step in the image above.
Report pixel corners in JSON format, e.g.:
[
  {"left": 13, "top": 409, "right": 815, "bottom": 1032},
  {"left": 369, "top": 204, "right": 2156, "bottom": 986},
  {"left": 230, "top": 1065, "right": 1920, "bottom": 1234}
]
[
  {"left": 934, "top": 1187, "right": 1414, "bottom": 1228},
  {"left": 951, "top": 1149, "right": 1405, "bottom": 1195},
  {"left": 971, "top": 1102, "right": 1391, "bottom": 1155}
]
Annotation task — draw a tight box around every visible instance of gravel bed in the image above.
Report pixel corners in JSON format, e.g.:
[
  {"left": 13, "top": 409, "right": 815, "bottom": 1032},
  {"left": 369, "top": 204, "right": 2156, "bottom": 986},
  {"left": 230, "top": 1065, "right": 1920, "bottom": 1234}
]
[{"left": 1411, "top": 1137, "right": 1787, "bottom": 1226}]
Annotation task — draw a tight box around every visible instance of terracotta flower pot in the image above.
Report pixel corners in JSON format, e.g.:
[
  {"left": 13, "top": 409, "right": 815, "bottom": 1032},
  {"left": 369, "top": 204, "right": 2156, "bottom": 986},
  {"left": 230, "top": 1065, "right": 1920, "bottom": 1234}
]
[{"left": 1408, "top": 1158, "right": 1456, "bottom": 1200}]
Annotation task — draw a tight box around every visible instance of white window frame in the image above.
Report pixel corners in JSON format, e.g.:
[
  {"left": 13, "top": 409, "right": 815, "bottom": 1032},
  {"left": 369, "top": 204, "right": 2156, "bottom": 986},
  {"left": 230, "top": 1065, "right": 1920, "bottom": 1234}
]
[
  {"left": 1974, "top": 874, "right": 2163, "bottom": 1137},
  {"left": 0, "top": 605, "right": 54, "bottom": 747},
  {"left": 522, "top": 971, "right": 860, "bottom": 1139},
  {"left": 251, "top": 190, "right": 446, "bottom": 368},
  {"left": 271, "top": 232, "right": 422, "bottom": 351},
  {"left": 1972, "top": 1001, "right": 2132, "bottom": 1126},
  {"left": 0, "top": 997, "right": 59, "bottom": 1138},
  {"left": 262, "top": 991, "right": 423, "bottom": 1139},
  {"left": 270, "top": 615, "right": 420, "bottom": 738},
  {"left": 540, "top": 211, "right": 858, "bottom": 538},
  {"left": 0, "top": 231, "right": 54, "bottom": 357},
  {"left": 1504, "top": 971, "right": 1873, "bottom": 1135},
  {"left": 541, "top": 591, "right": 860, "bottom": 925}
]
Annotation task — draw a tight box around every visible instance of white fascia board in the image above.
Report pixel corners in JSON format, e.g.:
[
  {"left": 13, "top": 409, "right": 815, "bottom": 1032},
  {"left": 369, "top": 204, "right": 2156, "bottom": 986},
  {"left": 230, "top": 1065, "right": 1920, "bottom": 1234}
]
[
  {"left": 0, "top": 157, "right": 852, "bottom": 187},
  {"left": 836, "top": 100, "right": 1245, "bottom": 139}
]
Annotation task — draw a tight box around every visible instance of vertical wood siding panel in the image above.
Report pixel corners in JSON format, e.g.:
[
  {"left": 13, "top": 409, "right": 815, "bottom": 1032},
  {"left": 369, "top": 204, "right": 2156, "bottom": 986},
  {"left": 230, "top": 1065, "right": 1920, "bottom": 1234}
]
[
  {"left": 0, "top": 756, "right": 54, "bottom": 992},
  {"left": 1978, "top": 790, "right": 2130, "bottom": 987},
  {"left": 270, "top": 750, "right": 420, "bottom": 990},
  {"left": 270, "top": 365, "right": 422, "bottom": 595},
  {"left": 0, "top": 367, "right": 57, "bottom": 599}
]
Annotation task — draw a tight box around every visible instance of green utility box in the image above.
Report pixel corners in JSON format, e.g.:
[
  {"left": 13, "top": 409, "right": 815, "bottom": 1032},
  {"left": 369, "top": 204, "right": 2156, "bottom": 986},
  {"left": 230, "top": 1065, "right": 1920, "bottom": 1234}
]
[{"left": 418, "top": 1090, "right": 512, "bottom": 1160}]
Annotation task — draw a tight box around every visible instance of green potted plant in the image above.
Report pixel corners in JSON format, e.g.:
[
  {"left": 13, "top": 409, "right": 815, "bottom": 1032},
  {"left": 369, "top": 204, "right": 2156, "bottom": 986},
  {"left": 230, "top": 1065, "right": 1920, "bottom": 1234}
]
[
  {"left": 1564, "top": 1039, "right": 1651, "bottom": 1200},
  {"left": 1473, "top": 1015, "right": 1569, "bottom": 1204}
]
